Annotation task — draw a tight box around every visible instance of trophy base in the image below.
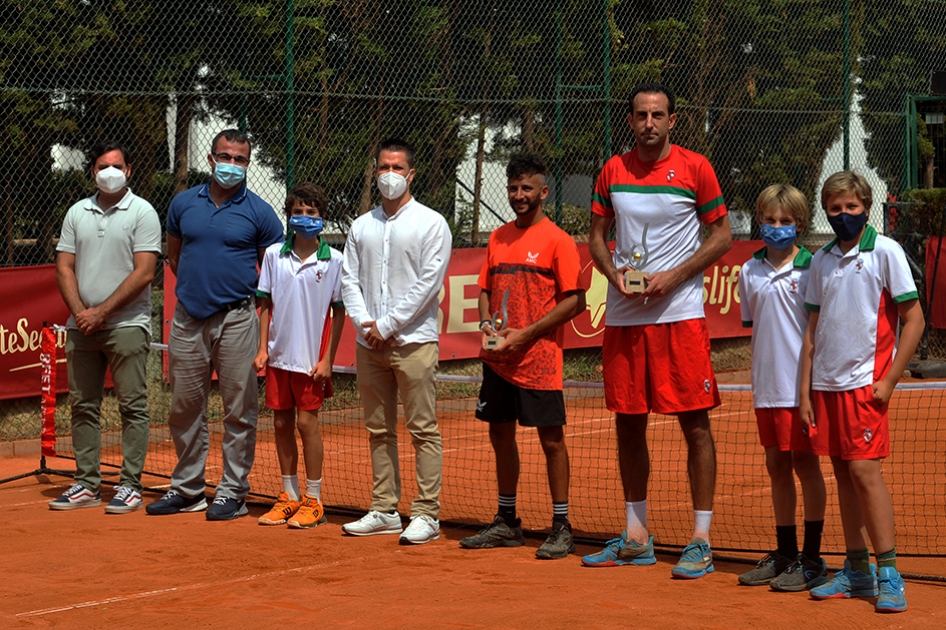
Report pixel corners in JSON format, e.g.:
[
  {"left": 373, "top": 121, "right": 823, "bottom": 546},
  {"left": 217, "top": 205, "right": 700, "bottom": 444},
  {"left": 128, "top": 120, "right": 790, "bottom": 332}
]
[
  {"left": 484, "top": 337, "right": 505, "bottom": 350},
  {"left": 624, "top": 270, "right": 646, "bottom": 294}
]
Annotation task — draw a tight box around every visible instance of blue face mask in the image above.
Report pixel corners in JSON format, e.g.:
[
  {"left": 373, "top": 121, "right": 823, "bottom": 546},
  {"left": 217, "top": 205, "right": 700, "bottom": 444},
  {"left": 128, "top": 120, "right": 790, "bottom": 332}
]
[
  {"left": 288, "top": 215, "right": 323, "bottom": 239},
  {"left": 759, "top": 224, "right": 797, "bottom": 250},
  {"left": 213, "top": 161, "right": 246, "bottom": 189},
  {"left": 827, "top": 211, "right": 868, "bottom": 242}
]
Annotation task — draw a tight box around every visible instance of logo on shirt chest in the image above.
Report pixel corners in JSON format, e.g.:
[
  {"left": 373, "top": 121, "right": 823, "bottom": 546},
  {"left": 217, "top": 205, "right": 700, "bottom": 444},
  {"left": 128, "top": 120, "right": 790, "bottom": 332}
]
[
  {"left": 855, "top": 258, "right": 864, "bottom": 273},
  {"left": 667, "top": 169, "right": 675, "bottom": 182},
  {"left": 316, "top": 269, "right": 324, "bottom": 282},
  {"left": 789, "top": 279, "right": 798, "bottom": 293},
  {"left": 526, "top": 251, "right": 539, "bottom": 264}
]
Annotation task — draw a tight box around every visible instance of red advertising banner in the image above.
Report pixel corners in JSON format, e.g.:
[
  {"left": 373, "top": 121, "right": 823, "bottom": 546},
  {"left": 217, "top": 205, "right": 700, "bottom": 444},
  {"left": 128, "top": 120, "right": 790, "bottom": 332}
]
[
  {"left": 925, "top": 236, "right": 946, "bottom": 329},
  {"left": 40, "top": 326, "right": 58, "bottom": 457},
  {"left": 164, "top": 241, "right": 760, "bottom": 368},
  {"left": 0, "top": 265, "right": 70, "bottom": 401}
]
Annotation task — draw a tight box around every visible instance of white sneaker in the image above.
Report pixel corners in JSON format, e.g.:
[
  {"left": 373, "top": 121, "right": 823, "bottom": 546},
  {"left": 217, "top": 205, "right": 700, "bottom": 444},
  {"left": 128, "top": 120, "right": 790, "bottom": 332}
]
[
  {"left": 105, "top": 486, "right": 143, "bottom": 514},
  {"left": 342, "top": 510, "right": 402, "bottom": 536},
  {"left": 399, "top": 515, "right": 440, "bottom": 545}
]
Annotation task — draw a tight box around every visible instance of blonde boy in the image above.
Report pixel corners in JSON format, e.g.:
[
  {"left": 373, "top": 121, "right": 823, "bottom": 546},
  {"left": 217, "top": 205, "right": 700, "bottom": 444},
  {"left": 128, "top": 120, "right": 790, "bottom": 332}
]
[
  {"left": 253, "top": 183, "right": 345, "bottom": 528},
  {"left": 801, "top": 172, "right": 924, "bottom": 612},
  {"left": 737, "top": 185, "right": 827, "bottom": 591}
]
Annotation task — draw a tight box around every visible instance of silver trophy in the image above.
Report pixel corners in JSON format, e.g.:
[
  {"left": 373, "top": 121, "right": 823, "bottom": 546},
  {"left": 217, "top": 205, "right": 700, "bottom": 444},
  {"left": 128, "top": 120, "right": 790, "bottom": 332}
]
[
  {"left": 484, "top": 289, "right": 510, "bottom": 349},
  {"left": 624, "top": 222, "right": 650, "bottom": 294}
]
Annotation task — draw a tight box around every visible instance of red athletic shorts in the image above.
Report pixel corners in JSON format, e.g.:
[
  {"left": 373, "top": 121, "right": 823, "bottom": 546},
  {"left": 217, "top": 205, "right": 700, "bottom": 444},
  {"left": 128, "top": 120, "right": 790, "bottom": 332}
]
[
  {"left": 602, "top": 319, "right": 720, "bottom": 415},
  {"left": 755, "top": 407, "right": 811, "bottom": 452},
  {"left": 265, "top": 366, "right": 333, "bottom": 411},
  {"left": 810, "top": 386, "right": 889, "bottom": 460}
]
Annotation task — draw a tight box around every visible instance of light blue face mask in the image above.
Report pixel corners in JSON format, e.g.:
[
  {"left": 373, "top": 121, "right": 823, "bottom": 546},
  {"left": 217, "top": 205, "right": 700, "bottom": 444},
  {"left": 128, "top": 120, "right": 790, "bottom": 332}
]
[
  {"left": 288, "top": 215, "right": 323, "bottom": 239},
  {"left": 760, "top": 224, "right": 797, "bottom": 250},
  {"left": 213, "top": 161, "right": 246, "bottom": 189}
]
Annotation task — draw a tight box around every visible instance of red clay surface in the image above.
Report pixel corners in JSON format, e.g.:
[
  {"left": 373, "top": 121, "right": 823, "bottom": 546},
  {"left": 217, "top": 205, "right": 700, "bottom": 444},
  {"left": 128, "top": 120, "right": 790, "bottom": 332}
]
[{"left": 1, "top": 453, "right": 944, "bottom": 629}]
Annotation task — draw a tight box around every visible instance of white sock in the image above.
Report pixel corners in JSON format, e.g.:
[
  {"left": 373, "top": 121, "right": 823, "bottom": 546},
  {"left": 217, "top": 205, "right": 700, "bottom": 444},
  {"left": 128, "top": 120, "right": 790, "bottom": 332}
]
[
  {"left": 282, "top": 475, "right": 300, "bottom": 502},
  {"left": 306, "top": 478, "right": 322, "bottom": 501},
  {"left": 694, "top": 510, "right": 713, "bottom": 542},
  {"left": 625, "top": 501, "right": 648, "bottom": 539}
]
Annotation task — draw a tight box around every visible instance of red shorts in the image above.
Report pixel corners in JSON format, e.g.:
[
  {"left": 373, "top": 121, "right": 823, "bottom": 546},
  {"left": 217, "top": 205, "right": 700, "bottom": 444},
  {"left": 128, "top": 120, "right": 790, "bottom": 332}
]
[
  {"left": 755, "top": 407, "right": 811, "bottom": 452},
  {"left": 810, "top": 386, "right": 889, "bottom": 460},
  {"left": 602, "top": 319, "right": 720, "bottom": 415},
  {"left": 265, "top": 366, "right": 333, "bottom": 411}
]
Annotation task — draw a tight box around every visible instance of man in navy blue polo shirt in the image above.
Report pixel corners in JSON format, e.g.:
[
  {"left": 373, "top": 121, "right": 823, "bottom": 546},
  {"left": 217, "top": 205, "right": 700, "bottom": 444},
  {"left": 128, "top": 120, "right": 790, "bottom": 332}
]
[{"left": 147, "top": 129, "right": 284, "bottom": 520}]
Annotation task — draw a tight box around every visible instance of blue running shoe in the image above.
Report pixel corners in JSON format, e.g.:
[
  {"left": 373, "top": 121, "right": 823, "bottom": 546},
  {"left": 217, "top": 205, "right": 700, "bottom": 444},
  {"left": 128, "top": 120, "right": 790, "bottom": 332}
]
[
  {"left": 581, "top": 531, "right": 656, "bottom": 567},
  {"left": 810, "top": 560, "right": 878, "bottom": 599},
  {"left": 875, "top": 567, "right": 908, "bottom": 613},
  {"left": 671, "top": 538, "right": 714, "bottom": 579}
]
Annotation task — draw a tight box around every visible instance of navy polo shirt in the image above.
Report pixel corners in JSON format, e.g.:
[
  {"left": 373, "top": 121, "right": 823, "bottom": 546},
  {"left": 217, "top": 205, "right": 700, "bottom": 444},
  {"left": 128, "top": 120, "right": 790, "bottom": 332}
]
[{"left": 167, "top": 182, "right": 284, "bottom": 320}]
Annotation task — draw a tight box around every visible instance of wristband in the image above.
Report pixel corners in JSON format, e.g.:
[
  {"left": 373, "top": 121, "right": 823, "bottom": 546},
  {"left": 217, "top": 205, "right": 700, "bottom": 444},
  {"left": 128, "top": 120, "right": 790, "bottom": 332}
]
[{"left": 479, "top": 319, "right": 492, "bottom": 332}]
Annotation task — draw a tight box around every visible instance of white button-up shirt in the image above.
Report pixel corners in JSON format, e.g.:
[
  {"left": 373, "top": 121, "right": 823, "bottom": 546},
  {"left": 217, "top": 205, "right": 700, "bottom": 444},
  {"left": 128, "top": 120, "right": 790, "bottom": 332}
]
[{"left": 342, "top": 198, "right": 452, "bottom": 347}]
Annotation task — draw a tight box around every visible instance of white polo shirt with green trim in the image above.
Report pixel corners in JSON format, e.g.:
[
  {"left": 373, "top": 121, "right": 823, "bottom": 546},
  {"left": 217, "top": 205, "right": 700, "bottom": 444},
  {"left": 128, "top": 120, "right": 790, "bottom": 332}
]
[
  {"left": 739, "top": 246, "right": 812, "bottom": 408},
  {"left": 803, "top": 226, "right": 919, "bottom": 392},
  {"left": 257, "top": 235, "right": 344, "bottom": 374}
]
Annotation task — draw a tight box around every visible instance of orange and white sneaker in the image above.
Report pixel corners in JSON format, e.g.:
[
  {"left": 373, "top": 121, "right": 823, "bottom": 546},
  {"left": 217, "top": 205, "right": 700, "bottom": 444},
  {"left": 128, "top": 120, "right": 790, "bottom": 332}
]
[
  {"left": 258, "top": 492, "right": 301, "bottom": 526},
  {"left": 287, "top": 494, "right": 327, "bottom": 529}
]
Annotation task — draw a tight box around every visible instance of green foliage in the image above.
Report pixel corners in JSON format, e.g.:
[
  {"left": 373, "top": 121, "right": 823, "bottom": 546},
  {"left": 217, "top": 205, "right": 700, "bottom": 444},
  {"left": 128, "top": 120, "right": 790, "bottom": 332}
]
[
  {"left": 904, "top": 188, "right": 946, "bottom": 236},
  {"left": 559, "top": 203, "right": 590, "bottom": 237}
]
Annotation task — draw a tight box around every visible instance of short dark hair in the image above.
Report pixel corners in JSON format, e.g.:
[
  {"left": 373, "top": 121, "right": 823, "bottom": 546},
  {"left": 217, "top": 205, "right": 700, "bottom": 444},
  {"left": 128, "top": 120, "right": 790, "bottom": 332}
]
[
  {"left": 285, "top": 182, "right": 329, "bottom": 217},
  {"left": 211, "top": 128, "right": 252, "bottom": 155},
  {"left": 376, "top": 138, "right": 415, "bottom": 168},
  {"left": 629, "top": 82, "right": 676, "bottom": 115},
  {"left": 87, "top": 141, "right": 130, "bottom": 171},
  {"left": 506, "top": 153, "right": 548, "bottom": 181}
]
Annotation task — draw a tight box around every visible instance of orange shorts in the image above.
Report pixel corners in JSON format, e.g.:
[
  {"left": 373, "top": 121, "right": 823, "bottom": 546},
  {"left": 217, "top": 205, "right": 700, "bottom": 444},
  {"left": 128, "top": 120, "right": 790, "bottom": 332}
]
[
  {"left": 810, "top": 386, "right": 889, "bottom": 460},
  {"left": 755, "top": 407, "right": 811, "bottom": 452},
  {"left": 602, "top": 319, "right": 720, "bottom": 415},
  {"left": 265, "top": 366, "right": 333, "bottom": 411}
]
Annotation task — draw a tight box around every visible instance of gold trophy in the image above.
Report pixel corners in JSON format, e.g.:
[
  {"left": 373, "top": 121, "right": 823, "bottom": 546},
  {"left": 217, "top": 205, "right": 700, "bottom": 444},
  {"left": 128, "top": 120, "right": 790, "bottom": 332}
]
[
  {"left": 624, "top": 223, "right": 650, "bottom": 294},
  {"left": 484, "top": 290, "right": 510, "bottom": 349}
]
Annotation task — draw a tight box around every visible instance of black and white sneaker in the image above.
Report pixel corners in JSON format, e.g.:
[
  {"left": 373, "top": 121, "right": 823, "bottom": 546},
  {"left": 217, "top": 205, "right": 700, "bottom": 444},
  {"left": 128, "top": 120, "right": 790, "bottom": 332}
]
[
  {"left": 105, "top": 486, "right": 143, "bottom": 514},
  {"left": 206, "top": 496, "right": 248, "bottom": 521},
  {"left": 145, "top": 490, "right": 208, "bottom": 515},
  {"left": 48, "top": 483, "right": 101, "bottom": 511}
]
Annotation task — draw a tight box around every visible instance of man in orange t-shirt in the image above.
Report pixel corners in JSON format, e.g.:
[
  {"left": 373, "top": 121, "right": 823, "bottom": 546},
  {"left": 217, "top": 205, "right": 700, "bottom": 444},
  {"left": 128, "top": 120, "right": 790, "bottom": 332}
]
[{"left": 458, "top": 153, "right": 586, "bottom": 560}]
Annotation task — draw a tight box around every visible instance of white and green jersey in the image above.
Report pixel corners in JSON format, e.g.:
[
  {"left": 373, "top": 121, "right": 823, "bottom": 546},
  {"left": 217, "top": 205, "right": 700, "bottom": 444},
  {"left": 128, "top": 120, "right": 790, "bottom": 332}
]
[
  {"left": 804, "top": 226, "right": 918, "bottom": 392},
  {"left": 739, "top": 247, "right": 811, "bottom": 408}
]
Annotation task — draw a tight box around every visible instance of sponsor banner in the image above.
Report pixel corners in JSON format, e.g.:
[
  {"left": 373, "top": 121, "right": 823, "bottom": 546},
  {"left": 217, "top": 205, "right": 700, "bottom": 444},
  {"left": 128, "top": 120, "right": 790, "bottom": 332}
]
[
  {"left": 926, "top": 236, "right": 946, "bottom": 329},
  {"left": 40, "top": 326, "right": 58, "bottom": 457},
  {"left": 164, "top": 241, "right": 758, "bottom": 368},
  {"left": 0, "top": 265, "right": 70, "bottom": 401}
]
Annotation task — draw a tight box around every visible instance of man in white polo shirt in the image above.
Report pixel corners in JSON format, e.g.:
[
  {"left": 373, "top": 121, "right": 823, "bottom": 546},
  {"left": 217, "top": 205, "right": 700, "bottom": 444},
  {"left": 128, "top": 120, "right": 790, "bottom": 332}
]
[
  {"left": 341, "top": 138, "right": 452, "bottom": 545},
  {"left": 51, "top": 141, "right": 161, "bottom": 514}
]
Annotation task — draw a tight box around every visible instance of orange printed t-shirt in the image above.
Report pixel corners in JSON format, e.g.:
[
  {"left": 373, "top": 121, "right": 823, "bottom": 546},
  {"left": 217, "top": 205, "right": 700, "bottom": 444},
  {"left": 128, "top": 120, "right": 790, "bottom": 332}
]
[{"left": 477, "top": 217, "right": 583, "bottom": 391}]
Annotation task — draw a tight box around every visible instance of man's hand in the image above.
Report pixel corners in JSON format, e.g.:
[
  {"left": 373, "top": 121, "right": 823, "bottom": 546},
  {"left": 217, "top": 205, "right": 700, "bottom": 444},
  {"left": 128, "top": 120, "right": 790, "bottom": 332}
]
[
  {"left": 799, "top": 396, "right": 816, "bottom": 435},
  {"left": 252, "top": 349, "right": 268, "bottom": 373},
  {"left": 608, "top": 264, "right": 640, "bottom": 300},
  {"left": 641, "top": 267, "right": 686, "bottom": 300},
  {"left": 75, "top": 307, "right": 106, "bottom": 335},
  {"left": 310, "top": 358, "right": 332, "bottom": 382},
  {"left": 361, "top": 320, "right": 387, "bottom": 349},
  {"left": 871, "top": 379, "right": 895, "bottom": 405},
  {"left": 487, "top": 327, "right": 530, "bottom": 354}
]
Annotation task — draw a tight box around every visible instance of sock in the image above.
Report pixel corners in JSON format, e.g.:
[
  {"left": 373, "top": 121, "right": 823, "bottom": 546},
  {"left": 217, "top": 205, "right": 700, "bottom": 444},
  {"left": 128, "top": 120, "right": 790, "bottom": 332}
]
[
  {"left": 802, "top": 520, "right": 824, "bottom": 561},
  {"left": 876, "top": 548, "right": 897, "bottom": 570},
  {"left": 306, "top": 478, "right": 322, "bottom": 501},
  {"left": 847, "top": 548, "right": 871, "bottom": 574},
  {"left": 498, "top": 494, "right": 517, "bottom": 525},
  {"left": 552, "top": 501, "right": 569, "bottom": 525},
  {"left": 776, "top": 525, "right": 798, "bottom": 558},
  {"left": 625, "top": 501, "right": 647, "bottom": 535},
  {"left": 694, "top": 510, "right": 713, "bottom": 541},
  {"left": 282, "top": 475, "right": 300, "bottom": 502}
]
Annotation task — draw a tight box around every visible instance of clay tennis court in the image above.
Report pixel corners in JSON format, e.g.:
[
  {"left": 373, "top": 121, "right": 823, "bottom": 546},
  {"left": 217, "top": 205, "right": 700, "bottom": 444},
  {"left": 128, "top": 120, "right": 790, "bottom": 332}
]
[{"left": 2, "top": 387, "right": 944, "bottom": 628}]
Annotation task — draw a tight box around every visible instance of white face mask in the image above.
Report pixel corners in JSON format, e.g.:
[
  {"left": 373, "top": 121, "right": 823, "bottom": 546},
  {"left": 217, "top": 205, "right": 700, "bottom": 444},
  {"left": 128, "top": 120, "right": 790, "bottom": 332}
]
[
  {"left": 95, "top": 166, "right": 127, "bottom": 194},
  {"left": 377, "top": 171, "right": 409, "bottom": 200}
]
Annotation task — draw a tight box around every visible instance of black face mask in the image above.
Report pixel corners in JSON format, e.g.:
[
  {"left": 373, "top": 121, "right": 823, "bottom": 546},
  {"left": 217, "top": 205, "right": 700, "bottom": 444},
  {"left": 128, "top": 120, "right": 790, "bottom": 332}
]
[{"left": 827, "top": 212, "right": 868, "bottom": 242}]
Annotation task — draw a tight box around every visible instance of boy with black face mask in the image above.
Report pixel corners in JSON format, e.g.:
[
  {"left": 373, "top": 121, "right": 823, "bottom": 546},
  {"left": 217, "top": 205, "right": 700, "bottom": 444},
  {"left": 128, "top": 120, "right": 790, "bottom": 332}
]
[
  {"left": 737, "top": 184, "right": 828, "bottom": 592},
  {"left": 253, "top": 183, "right": 345, "bottom": 529},
  {"left": 800, "top": 171, "right": 925, "bottom": 613}
]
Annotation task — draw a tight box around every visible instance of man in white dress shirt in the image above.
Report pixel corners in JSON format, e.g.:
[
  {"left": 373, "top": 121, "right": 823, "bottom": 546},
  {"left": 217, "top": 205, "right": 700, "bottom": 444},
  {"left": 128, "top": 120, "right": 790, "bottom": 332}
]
[{"left": 341, "top": 138, "right": 452, "bottom": 545}]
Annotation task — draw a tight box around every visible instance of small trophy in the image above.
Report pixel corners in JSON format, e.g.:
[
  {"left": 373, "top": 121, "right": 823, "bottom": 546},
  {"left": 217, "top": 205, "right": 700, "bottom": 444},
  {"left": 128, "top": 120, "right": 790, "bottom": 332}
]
[
  {"left": 624, "top": 223, "right": 650, "bottom": 294},
  {"left": 484, "top": 289, "right": 510, "bottom": 350}
]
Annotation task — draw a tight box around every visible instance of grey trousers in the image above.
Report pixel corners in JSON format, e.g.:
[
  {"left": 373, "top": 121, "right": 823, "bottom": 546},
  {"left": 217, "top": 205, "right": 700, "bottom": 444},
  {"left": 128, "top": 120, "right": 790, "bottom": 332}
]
[
  {"left": 66, "top": 326, "right": 151, "bottom": 492},
  {"left": 167, "top": 300, "right": 259, "bottom": 500}
]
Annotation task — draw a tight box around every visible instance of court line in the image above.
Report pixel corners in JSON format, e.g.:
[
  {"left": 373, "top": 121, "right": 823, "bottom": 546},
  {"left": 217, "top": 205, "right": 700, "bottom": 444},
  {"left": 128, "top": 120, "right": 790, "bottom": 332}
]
[{"left": 15, "top": 556, "right": 354, "bottom": 618}]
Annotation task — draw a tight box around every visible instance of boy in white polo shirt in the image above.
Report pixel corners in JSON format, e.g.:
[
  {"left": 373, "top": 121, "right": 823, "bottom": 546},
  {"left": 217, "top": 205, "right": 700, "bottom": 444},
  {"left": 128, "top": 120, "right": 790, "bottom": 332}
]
[
  {"left": 253, "top": 183, "right": 345, "bottom": 528},
  {"left": 801, "top": 171, "right": 924, "bottom": 613},
  {"left": 737, "top": 184, "right": 827, "bottom": 591}
]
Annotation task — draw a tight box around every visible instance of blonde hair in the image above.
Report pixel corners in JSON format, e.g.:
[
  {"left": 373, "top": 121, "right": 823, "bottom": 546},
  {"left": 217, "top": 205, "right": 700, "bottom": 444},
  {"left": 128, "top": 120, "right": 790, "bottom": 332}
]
[
  {"left": 756, "top": 184, "right": 809, "bottom": 231},
  {"left": 820, "top": 171, "right": 873, "bottom": 212}
]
